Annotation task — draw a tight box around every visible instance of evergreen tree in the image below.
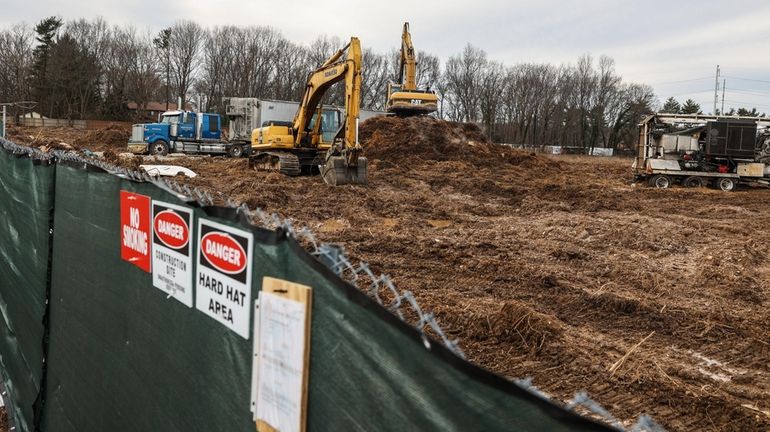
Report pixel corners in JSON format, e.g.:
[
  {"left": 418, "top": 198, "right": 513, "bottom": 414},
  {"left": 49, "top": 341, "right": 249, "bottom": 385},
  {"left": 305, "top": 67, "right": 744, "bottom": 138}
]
[
  {"left": 661, "top": 97, "right": 681, "bottom": 114},
  {"left": 737, "top": 107, "right": 761, "bottom": 117},
  {"left": 680, "top": 99, "right": 701, "bottom": 114},
  {"left": 46, "top": 33, "right": 100, "bottom": 120},
  {"left": 30, "top": 16, "right": 62, "bottom": 117}
]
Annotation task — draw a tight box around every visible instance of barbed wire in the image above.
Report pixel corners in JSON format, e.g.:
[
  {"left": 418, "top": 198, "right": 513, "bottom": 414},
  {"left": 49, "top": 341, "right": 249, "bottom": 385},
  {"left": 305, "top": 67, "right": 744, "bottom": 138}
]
[{"left": 0, "top": 137, "right": 666, "bottom": 431}]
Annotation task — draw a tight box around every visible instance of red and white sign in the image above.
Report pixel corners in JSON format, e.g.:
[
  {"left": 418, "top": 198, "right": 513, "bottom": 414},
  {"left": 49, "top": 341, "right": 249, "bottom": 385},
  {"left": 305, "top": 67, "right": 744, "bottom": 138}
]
[
  {"left": 196, "top": 218, "right": 253, "bottom": 339},
  {"left": 154, "top": 210, "right": 190, "bottom": 250},
  {"left": 152, "top": 201, "right": 194, "bottom": 307},
  {"left": 200, "top": 232, "right": 247, "bottom": 275},
  {"left": 120, "top": 190, "right": 152, "bottom": 272}
]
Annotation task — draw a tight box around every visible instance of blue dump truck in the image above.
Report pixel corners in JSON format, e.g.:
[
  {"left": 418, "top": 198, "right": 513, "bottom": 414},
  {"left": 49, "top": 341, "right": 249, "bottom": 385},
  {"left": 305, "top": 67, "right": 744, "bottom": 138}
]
[{"left": 127, "top": 109, "right": 250, "bottom": 157}]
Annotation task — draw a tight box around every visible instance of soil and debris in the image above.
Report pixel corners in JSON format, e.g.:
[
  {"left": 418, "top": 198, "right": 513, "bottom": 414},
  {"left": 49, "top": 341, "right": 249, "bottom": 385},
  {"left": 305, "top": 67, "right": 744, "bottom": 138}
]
[
  {"left": 7, "top": 118, "right": 770, "bottom": 431},
  {"left": 5, "top": 124, "right": 129, "bottom": 152}
]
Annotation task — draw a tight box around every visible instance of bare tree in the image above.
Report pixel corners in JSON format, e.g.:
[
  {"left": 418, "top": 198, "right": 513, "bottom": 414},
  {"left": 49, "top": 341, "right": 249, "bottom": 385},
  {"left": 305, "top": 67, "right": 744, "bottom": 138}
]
[
  {"left": 199, "top": 26, "right": 234, "bottom": 112},
  {"left": 360, "top": 49, "right": 390, "bottom": 110},
  {"left": 479, "top": 61, "right": 504, "bottom": 139},
  {"left": 0, "top": 24, "right": 35, "bottom": 118},
  {"left": 168, "top": 20, "right": 204, "bottom": 107},
  {"left": 444, "top": 44, "right": 487, "bottom": 122},
  {"left": 128, "top": 32, "right": 162, "bottom": 118}
]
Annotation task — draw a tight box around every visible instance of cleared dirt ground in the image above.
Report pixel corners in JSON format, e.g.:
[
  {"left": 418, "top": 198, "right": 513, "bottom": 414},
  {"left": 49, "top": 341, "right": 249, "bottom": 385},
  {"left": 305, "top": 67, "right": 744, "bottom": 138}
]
[{"left": 7, "top": 118, "right": 770, "bottom": 430}]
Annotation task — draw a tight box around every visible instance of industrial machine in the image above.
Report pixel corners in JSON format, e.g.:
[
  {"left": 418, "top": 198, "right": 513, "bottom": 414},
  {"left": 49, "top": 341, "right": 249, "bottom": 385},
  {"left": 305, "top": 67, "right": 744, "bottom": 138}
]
[
  {"left": 385, "top": 22, "right": 439, "bottom": 116},
  {"left": 634, "top": 113, "right": 770, "bottom": 191},
  {"left": 250, "top": 37, "right": 367, "bottom": 186}
]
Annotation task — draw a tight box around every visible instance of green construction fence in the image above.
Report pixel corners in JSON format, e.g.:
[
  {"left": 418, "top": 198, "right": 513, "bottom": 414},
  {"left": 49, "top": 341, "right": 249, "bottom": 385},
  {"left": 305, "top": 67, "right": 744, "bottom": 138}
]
[{"left": 0, "top": 139, "right": 617, "bottom": 432}]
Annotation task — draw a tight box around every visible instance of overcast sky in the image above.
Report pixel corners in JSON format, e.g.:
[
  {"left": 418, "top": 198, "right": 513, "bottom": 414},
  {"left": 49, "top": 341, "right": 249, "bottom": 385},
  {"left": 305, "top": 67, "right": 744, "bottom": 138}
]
[{"left": 3, "top": 0, "right": 770, "bottom": 113}]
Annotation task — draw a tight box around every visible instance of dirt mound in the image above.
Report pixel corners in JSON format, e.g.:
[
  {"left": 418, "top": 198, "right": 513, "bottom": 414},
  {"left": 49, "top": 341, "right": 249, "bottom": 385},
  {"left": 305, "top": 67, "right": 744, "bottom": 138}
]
[
  {"left": 452, "top": 300, "right": 563, "bottom": 353},
  {"left": 4, "top": 125, "right": 75, "bottom": 151},
  {"left": 4, "top": 124, "right": 129, "bottom": 152},
  {"left": 76, "top": 125, "right": 130, "bottom": 149},
  {"left": 360, "top": 116, "right": 543, "bottom": 168}
]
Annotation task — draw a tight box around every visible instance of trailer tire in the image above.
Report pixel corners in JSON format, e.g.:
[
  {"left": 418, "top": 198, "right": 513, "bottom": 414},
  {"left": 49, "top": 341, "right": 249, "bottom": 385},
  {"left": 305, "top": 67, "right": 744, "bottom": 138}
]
[
  {"left": 715, "top": 177, "right": 736, "bottom": 192},
  {"left": 228, "top": 144, "right": 244, "bottom": 158},
  {"left": 649, "top": 174, "right": 672, "bottom": 189},
  {"left": 150, "top": 140, "right": 169, "bottom": 156},
  {"left": 683, "top": 176, "right": 705, "bottom": 188}
]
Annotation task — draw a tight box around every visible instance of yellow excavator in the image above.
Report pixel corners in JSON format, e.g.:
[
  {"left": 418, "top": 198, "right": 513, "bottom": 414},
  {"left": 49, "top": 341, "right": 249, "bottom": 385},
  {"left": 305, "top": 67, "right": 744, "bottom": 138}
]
[
  {"left": 386, "top": 22, "right": 439, "bottom": 116},
  {"left": 250, "top": 37, "right": 367, "bottom": 185}
]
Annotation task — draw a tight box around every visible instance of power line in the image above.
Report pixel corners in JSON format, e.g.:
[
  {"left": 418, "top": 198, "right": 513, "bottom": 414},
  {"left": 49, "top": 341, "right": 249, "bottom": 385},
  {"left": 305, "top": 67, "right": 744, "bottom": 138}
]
[
  {"left": 727, "top": 88, "right": 770, "bottom": 97},
  {"left": 650, "top": 76, "right": 714, "bottom": 86},
  {"left": 723, "top": 75, "right": 770, "bottom": 85},
  {"left": 659, "top": 89, "right": 715, "bottom": 97},
  {"left": 722, "top": 99, "right": 770, "bottom": 109}
]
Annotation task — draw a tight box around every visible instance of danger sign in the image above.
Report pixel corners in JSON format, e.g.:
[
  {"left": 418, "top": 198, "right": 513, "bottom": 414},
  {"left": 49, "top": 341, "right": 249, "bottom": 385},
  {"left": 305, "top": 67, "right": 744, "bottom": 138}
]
[
  {"left": 152, "top": 201, "right": 193, "bottom": 307},
  {"left": 120, "top": 190, "right": 151, "bottom": 272},
  {"left": 196, "top": 218, "right": 253, "bottom": 339}
]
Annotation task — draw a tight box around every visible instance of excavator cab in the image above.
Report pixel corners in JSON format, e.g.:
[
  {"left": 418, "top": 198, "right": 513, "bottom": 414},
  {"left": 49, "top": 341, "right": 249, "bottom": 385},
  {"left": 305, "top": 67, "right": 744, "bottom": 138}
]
[{"left": 386, "top": 83, "right": 438, "bottom": 116}]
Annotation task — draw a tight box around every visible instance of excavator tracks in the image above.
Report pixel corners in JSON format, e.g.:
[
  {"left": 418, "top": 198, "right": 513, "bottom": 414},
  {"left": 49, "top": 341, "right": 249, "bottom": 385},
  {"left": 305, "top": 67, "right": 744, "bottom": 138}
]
[{"left": 249, "top": 151, "right": 301, "bottom": 176}]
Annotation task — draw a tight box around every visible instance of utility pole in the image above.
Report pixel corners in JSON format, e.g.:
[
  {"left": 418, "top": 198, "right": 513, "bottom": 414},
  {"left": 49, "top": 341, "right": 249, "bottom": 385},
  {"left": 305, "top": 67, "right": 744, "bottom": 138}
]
[
  {"left": 721, "top": 79, "right": 726, "bottom": 115},
  {"left": 713, "top": 65, "right": 720, "bottom": 115}
]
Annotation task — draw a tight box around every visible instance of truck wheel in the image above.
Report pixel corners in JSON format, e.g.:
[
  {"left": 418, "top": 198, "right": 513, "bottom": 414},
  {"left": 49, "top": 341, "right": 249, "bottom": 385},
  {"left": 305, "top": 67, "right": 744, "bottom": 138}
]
[
  {"left": 683, "top": 176, "right": 705, "bottom": 188},
  {"left": 649, "top": 174, "right": 672, "bottom": 189},
  {"left": 150, "top": 140, "right": 169, "bottom": 156},
  {"left": 716, "top": 177, "right": 736, "bottom": 192},
  {"left": 228, "top": 145, "right": 244, "bottom": 158}
]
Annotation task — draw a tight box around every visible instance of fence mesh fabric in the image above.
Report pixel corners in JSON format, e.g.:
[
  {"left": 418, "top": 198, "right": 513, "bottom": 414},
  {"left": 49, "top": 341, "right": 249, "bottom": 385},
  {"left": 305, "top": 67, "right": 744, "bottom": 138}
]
[{"left": 0, "top": 149, "right": 54, "bottom": 431}]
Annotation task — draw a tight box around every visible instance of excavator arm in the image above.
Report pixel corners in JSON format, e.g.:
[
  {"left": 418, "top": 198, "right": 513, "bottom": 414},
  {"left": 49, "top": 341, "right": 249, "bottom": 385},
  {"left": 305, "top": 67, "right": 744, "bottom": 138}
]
[
  {"left": 293, "top": 39, "right": 361, "bottom": 151},
  {"left": 399, "top": 23, "right": 417, "bottom": 91},
  {"left": 297, "top": 37, "right": 366, "bottom": 185}
]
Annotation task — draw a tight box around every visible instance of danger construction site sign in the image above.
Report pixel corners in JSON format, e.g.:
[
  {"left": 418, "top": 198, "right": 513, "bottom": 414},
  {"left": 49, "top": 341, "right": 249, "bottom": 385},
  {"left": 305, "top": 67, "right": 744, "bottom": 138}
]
[{"left": 152, "top": 201, "right": 194, "bottom": 307}]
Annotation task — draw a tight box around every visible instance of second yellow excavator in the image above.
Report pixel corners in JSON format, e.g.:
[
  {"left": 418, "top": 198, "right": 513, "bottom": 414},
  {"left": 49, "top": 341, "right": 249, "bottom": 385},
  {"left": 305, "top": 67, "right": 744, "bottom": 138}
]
[
  {"left": 386, "top": 22, "right": 439, "bottom": 116},
  {"left": 250, "top": 37, "right": 367, "bottom": 185}
]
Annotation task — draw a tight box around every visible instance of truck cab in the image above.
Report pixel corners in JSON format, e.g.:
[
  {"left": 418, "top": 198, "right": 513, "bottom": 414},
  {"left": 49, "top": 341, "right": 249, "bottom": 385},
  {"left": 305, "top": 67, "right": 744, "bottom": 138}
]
[{"left": 128, "top": 110, "right": 236, "bottom": 156}]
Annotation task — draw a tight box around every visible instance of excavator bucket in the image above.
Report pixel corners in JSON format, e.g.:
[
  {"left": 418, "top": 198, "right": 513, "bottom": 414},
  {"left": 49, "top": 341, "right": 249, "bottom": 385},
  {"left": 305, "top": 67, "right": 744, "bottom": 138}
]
[{"left": 321, "top": 156, "right": 368, "bottom": 186}]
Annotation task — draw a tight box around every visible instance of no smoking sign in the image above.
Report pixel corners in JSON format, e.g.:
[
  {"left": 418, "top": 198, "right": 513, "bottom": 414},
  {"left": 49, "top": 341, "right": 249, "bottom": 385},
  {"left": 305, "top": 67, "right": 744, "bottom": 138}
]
[{"left": 120, "top": 190, "right": 152, "bottom": 272}]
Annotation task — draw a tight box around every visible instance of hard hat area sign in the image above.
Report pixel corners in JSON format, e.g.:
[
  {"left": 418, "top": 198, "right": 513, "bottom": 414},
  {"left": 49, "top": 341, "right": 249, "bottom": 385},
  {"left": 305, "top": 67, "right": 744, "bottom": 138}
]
[
  {"left": 196, "top": 218, "right": 253, "bottom": 339},
  {"left": 152, "top": 201, "right": 193, "bottom": 307},
  {"left": 120, "top": 191, "right": 152, "bottom": 272}
]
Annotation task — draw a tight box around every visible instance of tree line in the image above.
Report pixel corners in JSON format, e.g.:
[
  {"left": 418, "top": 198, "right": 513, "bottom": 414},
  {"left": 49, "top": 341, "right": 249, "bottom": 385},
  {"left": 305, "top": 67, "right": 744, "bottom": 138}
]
[
  {"left": 1, "top": 17, "right": 661, "bottom": 150},
  {"left": 660, "top": 96, "right": 765, "bottom": 117}
]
